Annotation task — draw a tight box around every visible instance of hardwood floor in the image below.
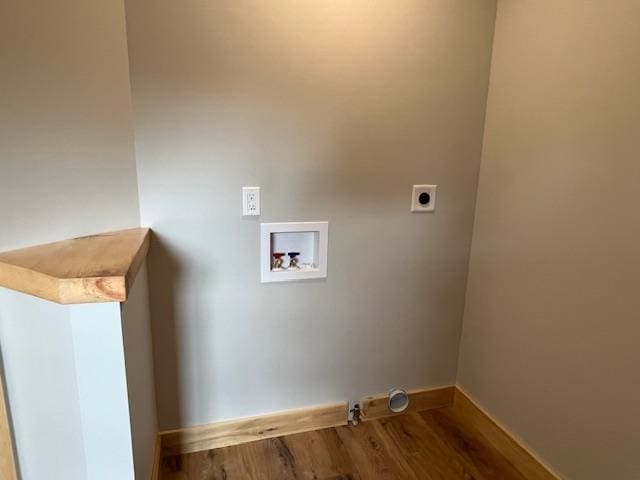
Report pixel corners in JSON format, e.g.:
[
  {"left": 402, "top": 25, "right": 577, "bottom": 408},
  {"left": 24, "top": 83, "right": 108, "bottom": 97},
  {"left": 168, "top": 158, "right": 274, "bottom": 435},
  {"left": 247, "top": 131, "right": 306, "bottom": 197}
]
[{"left": 160, "top": 405, "right": 531, "bottom": 480}]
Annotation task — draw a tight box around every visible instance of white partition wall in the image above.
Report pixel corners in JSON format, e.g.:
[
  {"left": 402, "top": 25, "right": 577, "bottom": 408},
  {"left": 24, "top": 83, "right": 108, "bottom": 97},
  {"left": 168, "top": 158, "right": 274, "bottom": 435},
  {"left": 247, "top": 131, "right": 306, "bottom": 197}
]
[
  {"left": 121, "top": 264, "right": 159, "bottom": 480},
  {"left": 0, "top": 291, "right": 87, "bottom": 480},
  {"left": 70, "top": 302, "right": 136, "bottom": 480},
  {"left": 0, "top": 264, "right": 157, "bottom": 480}
]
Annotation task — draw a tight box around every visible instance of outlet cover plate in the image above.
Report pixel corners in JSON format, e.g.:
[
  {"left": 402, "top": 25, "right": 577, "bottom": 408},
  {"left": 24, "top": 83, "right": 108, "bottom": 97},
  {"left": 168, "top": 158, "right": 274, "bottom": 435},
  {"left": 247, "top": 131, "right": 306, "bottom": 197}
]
[
  {"left": 411, "top": 185, "right": 437, "bottom": 212},
  {"left": 242, "top": 186, "right": 260, "bottom": 216}
]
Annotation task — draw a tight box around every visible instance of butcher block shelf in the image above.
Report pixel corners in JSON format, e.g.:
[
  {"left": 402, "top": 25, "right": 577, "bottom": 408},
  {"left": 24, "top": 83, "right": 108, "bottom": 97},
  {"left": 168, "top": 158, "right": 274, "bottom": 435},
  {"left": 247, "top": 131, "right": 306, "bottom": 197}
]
[{"left": 0, "top": 228, "right": 150, "bottom": 304}]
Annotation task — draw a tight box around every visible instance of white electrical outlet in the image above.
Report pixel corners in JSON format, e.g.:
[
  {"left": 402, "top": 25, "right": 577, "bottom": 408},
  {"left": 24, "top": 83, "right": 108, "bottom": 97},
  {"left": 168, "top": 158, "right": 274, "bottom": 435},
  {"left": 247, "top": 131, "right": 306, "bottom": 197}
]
[
  {"left": 411, "top": 185, "right": 437, "bottom": 212},
  {"left": 242, "top": 187, "right": 260, "bottom": 216}
]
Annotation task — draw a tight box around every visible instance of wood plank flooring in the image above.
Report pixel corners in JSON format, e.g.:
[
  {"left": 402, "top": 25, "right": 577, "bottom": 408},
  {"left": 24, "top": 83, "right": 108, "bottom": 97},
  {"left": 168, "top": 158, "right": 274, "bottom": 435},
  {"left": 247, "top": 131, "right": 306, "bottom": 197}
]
[{"left": 160, "top": 406, "right": 529, "bottom": 480}]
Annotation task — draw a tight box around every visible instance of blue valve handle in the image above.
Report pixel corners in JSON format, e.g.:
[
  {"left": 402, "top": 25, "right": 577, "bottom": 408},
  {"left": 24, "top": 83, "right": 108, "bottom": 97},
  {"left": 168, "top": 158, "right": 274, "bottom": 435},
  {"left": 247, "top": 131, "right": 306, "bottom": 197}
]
[{"left": 288, "top": 252, "right": 300, "bottom": 257}]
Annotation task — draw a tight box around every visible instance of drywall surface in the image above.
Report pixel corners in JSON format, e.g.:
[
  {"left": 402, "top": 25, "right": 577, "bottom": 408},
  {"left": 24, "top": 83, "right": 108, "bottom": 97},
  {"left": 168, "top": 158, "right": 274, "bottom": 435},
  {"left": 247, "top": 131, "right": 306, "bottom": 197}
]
[
  {"left": 0, "top": 0, "right": 141, "bottom": 478},
  {"left": 0, "top": 291, "right": 87, "bottom": 480},
  {"left": 0, "top": 0, "right": 140, "bottom": 250},
  {"left": 0, "top": 294, "right": 144, "bottom": 480},
  {"left": 125, "top": 0, "right": 497, "bottom": 428},
  {"left": 457, "top": 1, "right": 640, "bottom": 479},
  {"left": 71, "top": 303, "right": 135, "bottom": 480},
  {"left": 121, "top": 264, "right": 159, "bottom": 480}
]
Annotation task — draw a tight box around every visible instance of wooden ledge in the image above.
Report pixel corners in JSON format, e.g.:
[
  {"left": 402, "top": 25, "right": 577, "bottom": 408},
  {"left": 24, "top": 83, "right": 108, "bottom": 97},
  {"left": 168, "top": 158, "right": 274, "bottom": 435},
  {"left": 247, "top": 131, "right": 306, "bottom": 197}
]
[{"left": 0, "top": 228, "right": 150, "bottom": 304}]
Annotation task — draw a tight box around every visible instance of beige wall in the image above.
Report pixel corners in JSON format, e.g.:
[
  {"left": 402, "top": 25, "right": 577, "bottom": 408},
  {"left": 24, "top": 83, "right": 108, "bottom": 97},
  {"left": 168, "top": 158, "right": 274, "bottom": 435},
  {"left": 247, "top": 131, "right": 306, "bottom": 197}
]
[
  {"left": 0, "top": 1, "right": 140, "bottom": 478},
  {"left": 124, "top": 0, "right": 497, "bottom": 429},
  {"left": 458, "top": 1, "right": 640, "bottom": 479},
  {"left": 0, "top": 0, "right": 140, "bottom": 251}
]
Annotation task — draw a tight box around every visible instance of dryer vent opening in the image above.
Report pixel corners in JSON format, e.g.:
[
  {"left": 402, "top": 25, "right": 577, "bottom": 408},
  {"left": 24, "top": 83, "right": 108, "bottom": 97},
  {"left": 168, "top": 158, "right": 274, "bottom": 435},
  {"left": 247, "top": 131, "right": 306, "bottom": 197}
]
[{"left": 388, "top": 389, "right": 409, "bottom": 413}]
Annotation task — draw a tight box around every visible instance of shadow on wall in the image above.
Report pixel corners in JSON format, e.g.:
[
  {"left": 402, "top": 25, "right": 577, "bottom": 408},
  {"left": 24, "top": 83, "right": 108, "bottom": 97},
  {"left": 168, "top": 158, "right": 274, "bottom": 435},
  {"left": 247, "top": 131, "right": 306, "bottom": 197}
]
[{"left": 146, "top": 234, "right": 183, "bottom": 430}]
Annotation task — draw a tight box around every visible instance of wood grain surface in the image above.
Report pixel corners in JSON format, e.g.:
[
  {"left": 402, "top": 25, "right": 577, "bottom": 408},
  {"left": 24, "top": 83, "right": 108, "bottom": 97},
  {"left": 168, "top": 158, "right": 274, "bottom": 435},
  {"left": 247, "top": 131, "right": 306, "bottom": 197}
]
[
  {"left": 160, "top": 402, "right": 348, "bottom": 457},
  {"left": 0, "top": 379, "right": 17, "bottom": 480},
  {"left": 160, "top": 407, "right": 537, "bottom": 480},
  {"left": 361, "top": 385, "right": 455, "bottom": 421},
  {"left": 158, "top": 387, "right": 560, "bottom": 480},
  {"left": 452, "top": 388, "right": 561, "bottom": 480},
  {"left": 0, "top": 228, "right": 149, "bottom": 304}
]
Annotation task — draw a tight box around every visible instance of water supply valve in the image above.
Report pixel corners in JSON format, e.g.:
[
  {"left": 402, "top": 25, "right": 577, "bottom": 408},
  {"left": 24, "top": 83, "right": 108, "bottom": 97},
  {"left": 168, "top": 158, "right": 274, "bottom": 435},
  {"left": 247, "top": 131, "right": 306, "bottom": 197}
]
[
  {"left": 288, "top": 251, "right": 300, "bottom": 269},
  {"left": 273, "top": 252, "right": 286, "bottom": 270}
]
